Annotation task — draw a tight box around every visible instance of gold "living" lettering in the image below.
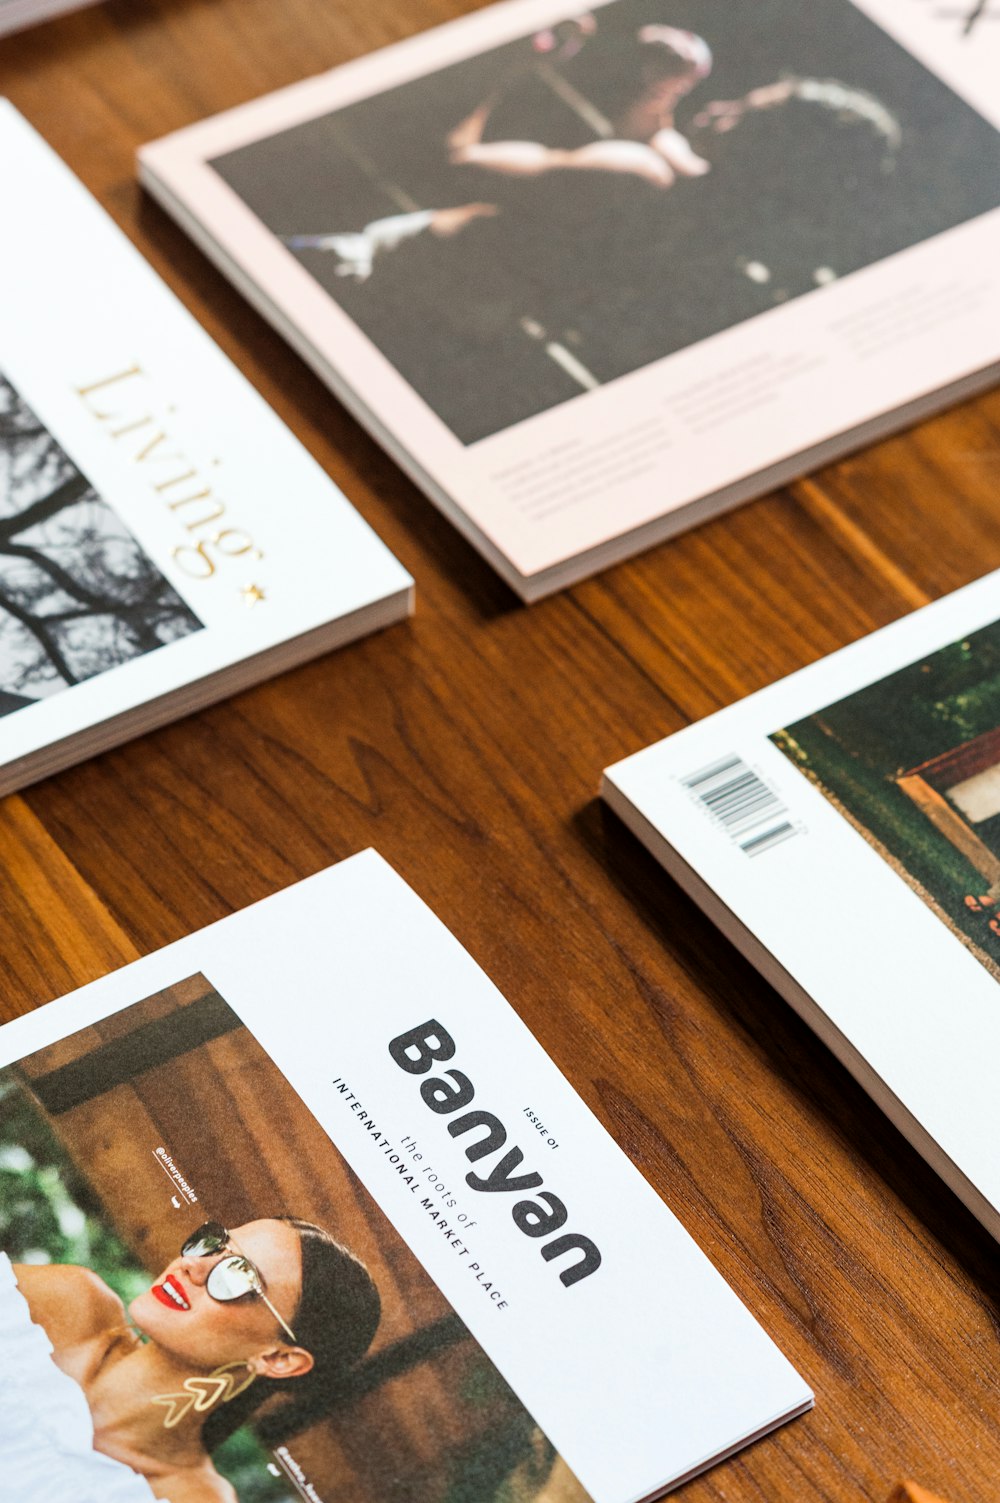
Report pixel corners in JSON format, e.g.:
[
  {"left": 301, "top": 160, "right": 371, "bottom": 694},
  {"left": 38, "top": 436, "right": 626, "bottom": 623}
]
[{"left": 76, "top": 365, "right": 263, "bottom": 579}]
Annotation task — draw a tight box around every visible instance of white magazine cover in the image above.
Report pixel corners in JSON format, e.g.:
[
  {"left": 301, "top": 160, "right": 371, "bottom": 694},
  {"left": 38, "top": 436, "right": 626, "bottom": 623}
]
[
  {"left": 0, "top": 852, "right": 812, "bottom": 1503},
  {"left": 0, "top": 0, "right": 101, "bottom": 36},
  {"left": 603, "top": 571, "right": 1000, "bottom": 1242},
  {"left": 139, "top": 0, "right": 1000, "bottom": 598},
  {"left": 0, "top": 103, "right": 412, "bottom": 796}
]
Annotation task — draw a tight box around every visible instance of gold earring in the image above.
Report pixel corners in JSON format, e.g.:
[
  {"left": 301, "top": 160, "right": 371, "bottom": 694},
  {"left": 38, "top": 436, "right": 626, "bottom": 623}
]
[{"left": 152, "top": 1361, "right": 256, "bottom": 1430}]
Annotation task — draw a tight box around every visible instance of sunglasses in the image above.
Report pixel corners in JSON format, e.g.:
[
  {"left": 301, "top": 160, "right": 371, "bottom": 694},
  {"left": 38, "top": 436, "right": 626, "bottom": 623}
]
[{"left": 181, "top": 1222, "right": 298, "bottom": 1344}]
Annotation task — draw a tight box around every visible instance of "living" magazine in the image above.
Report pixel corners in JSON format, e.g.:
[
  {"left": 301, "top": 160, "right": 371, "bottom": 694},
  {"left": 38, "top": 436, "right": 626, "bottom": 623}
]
[{"left": 0, "top": 103, "right": 411, "bottom": 796}]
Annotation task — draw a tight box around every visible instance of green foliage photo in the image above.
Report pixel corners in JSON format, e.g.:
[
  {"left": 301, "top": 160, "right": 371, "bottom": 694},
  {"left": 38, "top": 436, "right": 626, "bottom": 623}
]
[{"left": 772, "top": 619, "right": 1000, "bottom": 968}]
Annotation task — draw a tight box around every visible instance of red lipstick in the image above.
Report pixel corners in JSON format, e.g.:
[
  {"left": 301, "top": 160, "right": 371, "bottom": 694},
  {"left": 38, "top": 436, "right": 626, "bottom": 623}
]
[{"left": 151, "top": 1273, "right": 191, "bottom": 1311}]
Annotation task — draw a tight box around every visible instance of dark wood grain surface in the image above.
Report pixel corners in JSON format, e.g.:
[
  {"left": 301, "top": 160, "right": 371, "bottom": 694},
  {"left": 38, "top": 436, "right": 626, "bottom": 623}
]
[{"left": 1, "top": 3, "right": 998, "bottom": 1501}]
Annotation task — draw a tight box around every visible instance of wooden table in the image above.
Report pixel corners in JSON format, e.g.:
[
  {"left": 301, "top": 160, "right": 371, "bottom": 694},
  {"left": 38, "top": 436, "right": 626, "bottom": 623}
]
[{"left": 1, "top": 3, "right": 997, "bottom": 1501}]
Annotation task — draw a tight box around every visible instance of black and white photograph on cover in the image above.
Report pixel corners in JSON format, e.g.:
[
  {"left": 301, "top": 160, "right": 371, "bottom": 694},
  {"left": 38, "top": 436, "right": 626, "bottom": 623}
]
[
  {"left": 209, "top": 0, "right": 1000, "bottom": 445},
  {"left": 0, "top": 367, "right": 201, "bottom": 717},
  {"left": 0, "top": 974, "right": 591, "bottom": 1503},
  {"left": 772, "top": 618, "right": 1000, "bottom": 985}
]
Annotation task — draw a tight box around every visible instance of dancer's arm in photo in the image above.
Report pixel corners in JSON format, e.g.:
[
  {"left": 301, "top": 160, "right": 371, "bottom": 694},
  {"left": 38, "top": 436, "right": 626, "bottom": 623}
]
[
  {"left": 285, "top": 202, "right": 498, "bottom": 279},
  {"left": 447, "top": 93, "right": 680, "bottom": 187},
  {"left": 693, "top": 79, "right": 799, "bottom": 135},
  {"left": 692, "top": 76, "right": 901, "bottom": 155},
  {"left": 447, "top": 22, "right": 714, "bottom": 188}
]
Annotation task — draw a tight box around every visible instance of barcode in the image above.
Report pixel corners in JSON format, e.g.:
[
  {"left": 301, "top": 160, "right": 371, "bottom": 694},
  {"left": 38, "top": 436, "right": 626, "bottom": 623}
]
[{"left": 681, "top": 755, "right": 798, "bottom": 857}]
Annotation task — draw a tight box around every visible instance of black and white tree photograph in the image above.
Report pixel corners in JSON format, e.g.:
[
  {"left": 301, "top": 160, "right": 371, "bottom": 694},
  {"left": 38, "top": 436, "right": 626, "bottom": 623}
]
[{"left": 0, "top": 368, "right": 202, "bottom": 718}]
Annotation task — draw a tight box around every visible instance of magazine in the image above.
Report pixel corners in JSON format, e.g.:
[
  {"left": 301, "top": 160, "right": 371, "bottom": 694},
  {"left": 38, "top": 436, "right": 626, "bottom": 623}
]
[
  {"left": 0, "top": 103, "right": 411, "bottom": 796},
  {"left": 138, "top": 0, "right": 1000, "bottom": 599},
  {"left": 602, "top": 570, "right": 1000, "bottom": 1242},
  {"left": 0, "top": 851, "right": 811, "bottom": 1503}
]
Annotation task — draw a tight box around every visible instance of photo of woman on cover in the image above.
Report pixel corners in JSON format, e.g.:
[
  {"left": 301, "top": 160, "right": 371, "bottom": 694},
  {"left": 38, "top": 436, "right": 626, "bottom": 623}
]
[
  {"left": 772, "top": 618, "right": 1000, "bottom": 983},
  {"left": 5, "top": 1217, "right": 378, "bottom": 1503},
  {"left": 209, "top": 0, "right": 1000, "bottom": 444},
  {"left": 0, "top": 976, "right": 589, "bottom": 1503}
]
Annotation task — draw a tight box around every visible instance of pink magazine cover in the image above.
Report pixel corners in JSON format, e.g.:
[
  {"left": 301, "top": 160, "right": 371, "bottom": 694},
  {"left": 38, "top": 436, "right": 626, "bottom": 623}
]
[{"left": 140, "top": 0, "right": 1000, "bottom": 595}]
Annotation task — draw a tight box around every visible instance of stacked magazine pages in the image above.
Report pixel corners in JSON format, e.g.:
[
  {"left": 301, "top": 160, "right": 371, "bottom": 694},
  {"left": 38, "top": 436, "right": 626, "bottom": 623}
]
[
  {"left": 0, "top": 103, "right": 412, "bottom": 797},
  {"left": 603, "top": 571, "right": 1000, "bottom": 1244},
  {"left": 0, "top": 852, "right": 811, "bottom": 1502},
  {"left": 139, "top": 0, "right": 1000, "bottom": 597}
]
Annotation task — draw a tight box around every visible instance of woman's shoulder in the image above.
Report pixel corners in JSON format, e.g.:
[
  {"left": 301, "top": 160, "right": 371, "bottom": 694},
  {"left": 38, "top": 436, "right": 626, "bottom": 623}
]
[{"left": 13, "top": 1262, "right": 126, "bottom": 1345}]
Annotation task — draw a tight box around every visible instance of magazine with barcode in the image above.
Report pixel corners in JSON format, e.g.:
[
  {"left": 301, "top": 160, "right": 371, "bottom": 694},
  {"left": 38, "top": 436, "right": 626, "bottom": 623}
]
[
  {"left": 0, "top": 851, "right": 810, "bottom": 1503},
  {"left": 602, "top": 569, "right": 1000, "bottom": 1241},
  {"left": 0, "top": 103, "right": 411, "bottom": 796},
  {"left": 139, "top": 0, "right": 1000, "bottom": 599}
]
